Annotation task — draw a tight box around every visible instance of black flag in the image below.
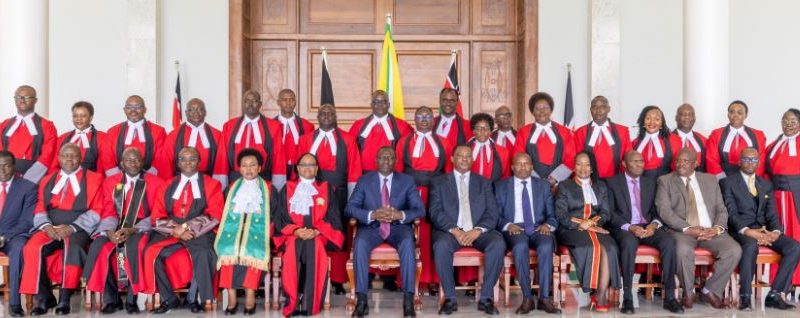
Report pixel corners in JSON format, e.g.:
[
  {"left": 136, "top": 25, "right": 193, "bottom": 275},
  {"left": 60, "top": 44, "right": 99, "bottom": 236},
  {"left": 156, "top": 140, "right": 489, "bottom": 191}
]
[
  {"left": 564, "top": 68, "right": 574, "bottom": 129},
  {"left": 321, "top": 50, "right": 335, "bottom": 106}
]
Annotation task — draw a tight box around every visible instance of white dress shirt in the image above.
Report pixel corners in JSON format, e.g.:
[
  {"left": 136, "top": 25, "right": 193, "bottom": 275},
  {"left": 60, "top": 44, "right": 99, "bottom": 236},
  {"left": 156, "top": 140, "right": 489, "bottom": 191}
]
[{"left": 680, "top": 173, "right": 713, "bottom": 229}]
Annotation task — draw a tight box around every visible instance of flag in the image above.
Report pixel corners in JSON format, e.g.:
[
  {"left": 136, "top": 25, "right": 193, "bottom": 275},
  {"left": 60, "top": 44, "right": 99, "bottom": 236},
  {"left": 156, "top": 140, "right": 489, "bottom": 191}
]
[
  {"left": 320, "top": 50, "right": 335, "bottom": 106},
  {"left": 443, "top": 51, "right": 464, "bottom": 117},
  {"left": 171, "top": 73, "right": 182, "bottom": 129},
  {"left": 377, "top": 15, "right": 405, "bottom": 119},
  {"left": 563, "top": 68, "right": 574, "bottom": 129}
]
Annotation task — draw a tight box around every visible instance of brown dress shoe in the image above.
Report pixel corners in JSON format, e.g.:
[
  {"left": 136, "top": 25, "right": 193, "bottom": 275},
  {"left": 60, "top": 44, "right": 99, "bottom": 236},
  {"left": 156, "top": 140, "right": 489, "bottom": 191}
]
[
  {"left": 701, "top": 292, "right": 726, "bottom": 309},
  {"left": 681, "top": 294, "right": 693, "bottom": 309},
  {"left": 515, "top": 298, "right": 535, "bottom": 314},
  {"left": 537, "top": 298, "right": 562, "bottom": 314}
]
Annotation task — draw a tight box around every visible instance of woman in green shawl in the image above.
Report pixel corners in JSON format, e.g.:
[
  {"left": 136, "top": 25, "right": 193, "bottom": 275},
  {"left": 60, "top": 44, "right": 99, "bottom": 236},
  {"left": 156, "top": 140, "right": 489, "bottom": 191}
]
[{"left": 214, "top": 148, "right": 277, "bottom": 315}]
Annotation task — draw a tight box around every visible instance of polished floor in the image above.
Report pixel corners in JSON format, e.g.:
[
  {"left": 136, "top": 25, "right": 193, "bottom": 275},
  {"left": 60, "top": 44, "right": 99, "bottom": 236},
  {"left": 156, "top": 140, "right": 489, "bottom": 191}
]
[{"left": 4, "top": 285, "right": 800, "bottom": 318}]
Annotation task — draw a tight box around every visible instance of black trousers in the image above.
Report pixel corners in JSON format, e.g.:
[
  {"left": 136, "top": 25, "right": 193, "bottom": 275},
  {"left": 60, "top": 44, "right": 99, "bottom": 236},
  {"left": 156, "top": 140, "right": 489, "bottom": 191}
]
[
  {"left": 610, "top": 227, "right": 677, "bottom": 300},
  {"left": 733, "top": 232, "right": 800, "bottom": 295}
]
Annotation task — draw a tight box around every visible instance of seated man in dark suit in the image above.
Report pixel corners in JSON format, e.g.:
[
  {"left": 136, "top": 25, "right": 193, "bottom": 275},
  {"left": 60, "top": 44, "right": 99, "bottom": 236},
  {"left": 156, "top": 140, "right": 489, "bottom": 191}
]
[
  {"left": 430, "top": 145, "right": 505, "bottom": 315},
  {"left": 608, "top": 150, "right": 682, "bottom": 314},
  {"left": 0, "top": 151, "right": 36, "bottom": 317},
  {"left": 345, "top": 147, "right": 425, "bottom": 318},
  {"left": 495, "top": 153, "right": 560, "bottom": 314},
  {"left": 721, "top": 147, "right": 800, "bottom": 311}
]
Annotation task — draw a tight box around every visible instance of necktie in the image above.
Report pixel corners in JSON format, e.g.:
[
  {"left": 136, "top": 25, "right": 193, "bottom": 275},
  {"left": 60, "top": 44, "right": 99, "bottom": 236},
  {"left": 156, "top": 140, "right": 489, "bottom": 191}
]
[
  {"left": 632, "top": 178, "right": 645, "bottom": 223},
  {"left": 0, "top": 182, "right": 7, "bottom": 217},
  {"left": 521, "top": 181, "right": 535, "bottom": 235},
  {"left": 459, "top": 175, "right": 473, "bottom": 230},
  {"left": 479, "top": 146, "right": 486, "bottom": 175},
  {"left": 243, "top": 124, "right": 252, "bottom": 148},
  {"left": 685, "top": 177, "right": 700, "bottom": 227},
  {"left": 748, "top": 175, "right": 757, "bottom": 196},
  {"left": 379, "top": 178, "right": 391, "bottom": 239}
]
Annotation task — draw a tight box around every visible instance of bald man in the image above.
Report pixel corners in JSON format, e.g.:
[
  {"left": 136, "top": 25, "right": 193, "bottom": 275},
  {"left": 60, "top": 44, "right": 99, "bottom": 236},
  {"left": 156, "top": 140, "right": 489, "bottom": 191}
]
[
  {"left": 159, "top": 98, "right": 225, "bottom": 184},
  {"left": 101, "top": 95, "right": 167, "bottom": 178},
  {"left": 0, "top": 85, "right": 57, "bottom": 183},
  {"left": 491, "top": 106, "right": 516, "bottom": 154},
  {"left": 672, "top": 104, "right": 707, "bottom": 172}
]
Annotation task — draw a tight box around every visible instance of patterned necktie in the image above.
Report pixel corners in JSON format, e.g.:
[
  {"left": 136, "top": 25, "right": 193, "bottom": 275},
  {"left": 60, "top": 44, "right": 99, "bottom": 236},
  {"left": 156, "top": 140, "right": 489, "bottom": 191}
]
[
  {"left": 459, "top": 175, "right": 473, "bottom": 230},
  {"left": 0, "top": 182, "right": 6, "bottom": 217},
  {"left": 685, "top": 177, "right": 700, "bottom": 227},
  {"left": 521, "top": 181, "right": 535, "bottom": 235},
  {"left": 379, "top": 178, "right": 391, "bottom": 239},
  {"left": 748, "top": 174, "right": 757, "bottom": 197},
  {"left": 632, "top": 178, "right": 645, "bottom": 223}
]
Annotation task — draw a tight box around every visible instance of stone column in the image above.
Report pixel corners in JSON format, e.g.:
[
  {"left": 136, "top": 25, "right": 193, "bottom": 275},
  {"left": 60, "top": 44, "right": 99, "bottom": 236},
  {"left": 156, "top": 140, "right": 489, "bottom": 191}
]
[
  {"left": 0, "top": 0, "right": 49, "bottom": 118},
  {"left": 127, "top": 0, "right": 158, "bottom": 121},
  {"left": 591, "top": 0, "right": 620, "bottom": 111}
]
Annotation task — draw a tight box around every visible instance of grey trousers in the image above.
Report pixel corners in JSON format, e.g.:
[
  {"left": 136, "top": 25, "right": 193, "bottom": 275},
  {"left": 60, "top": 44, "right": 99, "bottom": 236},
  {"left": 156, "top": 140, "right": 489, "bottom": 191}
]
[{"left": 672, "top": 231, "right": 742, "bottom": 297}]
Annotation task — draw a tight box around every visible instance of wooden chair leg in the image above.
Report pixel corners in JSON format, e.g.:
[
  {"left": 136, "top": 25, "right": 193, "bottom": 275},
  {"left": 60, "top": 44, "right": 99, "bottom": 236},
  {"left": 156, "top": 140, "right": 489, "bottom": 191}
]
[
  {"left": 324, "top": 257, "right": 331, "bottom": 310},
  {"left": 552, "top": 261, "right": 561, "bottom": 308},
  {"left": 503, "top": 262, "right": 510, "bottom": 307},
  {"left": 646, "top": 264, "right": 654, "bottom": 300},
  {"left": 272, "top": 268, "right": 280, "bottom": 310},
  {"left": 414, "top": 260, "right": 422, "bottom": 311},
  {"left": 477, "top": 263, "right": 484, "bottom": 302},
  {"left": 345, "top": 261, "right": 356, "bottom": 313},
  {"left": 2, "top": 266, "right": 9, "bottom": 303}
]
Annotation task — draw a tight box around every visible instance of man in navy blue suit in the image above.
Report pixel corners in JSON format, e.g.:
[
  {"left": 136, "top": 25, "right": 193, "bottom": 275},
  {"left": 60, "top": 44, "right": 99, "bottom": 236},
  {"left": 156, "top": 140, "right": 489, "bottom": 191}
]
[
  {"left": 346, "top": 146, "right": 425, "bottom": 318},
  {"left": 0, "top": 150, "right": 36, "bottom": 316},
  {"left": 495, "top": 153, "right": 561, "bottom": 314},
  {"left": 429, "top": 145, "right": 505, "bottom": 315}
]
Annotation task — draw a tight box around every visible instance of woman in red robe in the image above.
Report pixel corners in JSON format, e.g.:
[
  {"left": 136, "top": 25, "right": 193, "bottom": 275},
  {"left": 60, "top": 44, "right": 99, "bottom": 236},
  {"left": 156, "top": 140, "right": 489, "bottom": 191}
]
[
  {"left": 632, "top": 106, "right": 680, "bottom": 179},
  {"left": 468, "top": 113, "right": 510, "bottom": 182},
  {"left": 275, "top": 153, "right": 344, "bottom": 317},
  {"left": 706, "top": 100, "right": 767, "bottom": 179},
  {"left": 51, "top": 101, "right": 107, "bottom": 174},
  {"left": 767, "top": 108, "right": 800, "bottom": 285}
]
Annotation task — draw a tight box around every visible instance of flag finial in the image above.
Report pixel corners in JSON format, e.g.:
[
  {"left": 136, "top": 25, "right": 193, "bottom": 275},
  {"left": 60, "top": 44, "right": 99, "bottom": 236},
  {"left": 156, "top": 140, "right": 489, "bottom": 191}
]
[{"left": 567, "top": 63, "right": 572, "bottom": 72}]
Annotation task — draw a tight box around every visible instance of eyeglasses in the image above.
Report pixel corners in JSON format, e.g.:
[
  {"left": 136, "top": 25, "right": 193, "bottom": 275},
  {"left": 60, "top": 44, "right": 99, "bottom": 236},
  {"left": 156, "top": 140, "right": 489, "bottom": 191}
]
[
  {"left": 414, "top": 115, "right": 433, "bottom": 120},
  {"left": 13, "top": 96, "right": 36, "bottom": 102},
  {"left": 741, "top": 157, "right": 759, "bottom": 164},
  {"left": 178, "top": 157, "right": 199, "bottom": 162},
  {"left": 124, "top": 104, "right": 145, "bottom": 110},
  {"left": 473, "top": 126, "right": 491, "bottom": 131},
  {"left": 297, "top": 163, "right": 318, "bottom": 168}
]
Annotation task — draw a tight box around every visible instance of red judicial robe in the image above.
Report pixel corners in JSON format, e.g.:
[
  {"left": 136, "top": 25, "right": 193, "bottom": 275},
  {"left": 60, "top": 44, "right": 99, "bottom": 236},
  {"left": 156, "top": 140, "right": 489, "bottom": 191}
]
[
  {"left": 394, "top": 132, "right": 454, "bottom": 284},
  {"left": 83, "top": 173, "right": 163, "bottom": 294},
  {"left": 513, "top": 121, "right": 576, "bottom": 182},
  {"left": 0, "top": 113, "right": 57, "bottom": 182},
  {"left": 491, "top": 128, "right": 517, "bottom": 163},
  {"left": 159, "top": 122, "right": 225, "bottom": 184},
  {"left": 672, "top": 129, "right": 708, "bottom": 172},
  {"left": 141, "top": 174, "right": 223, "bottom": 302},
  {"left": 275, "top": 114, "right": 314, "bottom": 179},
  {"left": 468, "top": 139, "right": 510, "bottom": 182},
  {"left": 632, "top": 133, "right": 681, "bottom": 178},
  {"left": 348, "top": 114, "right": 413, "bottom": 172},
  {"left": 51, "top": 126, "right": 107, "bottom": 173},
  {"left": 434, "top": 114, "right": 473, "bottom": 147},
  {"left": 101, "top": 120, "right": 167, "bottom": 179},
  {"left": 275, "top": 180, "right": 344, "bottom": 317},
  {"left": 574, "top": 121, "right": 632, "bottom": 179},
  {"left": 20, "top": 168, "right": 104, "bottom": 294},
  {"left": 706, "top": 125, "right": 767, "bottom": 178},
  {"left": 766, "top": 134, "right": 800, "bottom": 284},
  {"left": 217, "top": 115, "right": 287, "bottom": 188},
  {"left": 296, "top": 128, "right": 362, "bottom": 284}
]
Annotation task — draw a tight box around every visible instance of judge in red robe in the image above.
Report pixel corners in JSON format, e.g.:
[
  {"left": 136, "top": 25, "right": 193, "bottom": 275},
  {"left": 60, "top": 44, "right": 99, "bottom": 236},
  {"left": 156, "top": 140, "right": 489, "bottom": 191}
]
[
  {"left": 491, "top": 105, "right": 517, "bottom": 158},
  {"left": 296, "top": 104, "right": 362, "bottom": 293},
  {"left": 706, "top": 100, "right": 767, "bottom": 179},
  {"left": 672, "top": 103, "right": 708, "bottom": 172},
  {"left": 395, "top": 106, "right": 454, "bottom": 291},
  {"left": 348, "top": 90, "right": 413, "bottom": 172},
  {"left": 100, "top": 95, "right": 167, "bottom": 178},
  {"left": 470, "top": 113, "right": 510, "bottom": 183},
  {"left": 82, "top": 147, "right": 163, "bottom": 314},
  {"left": 142, "top": 147, "right": 223, "bottom": 313},
  {"left": 631, "top": 106, "right": 680, "bottom": 179},
  {"left": 21, "top": 144, "right": 103, "bottom": 315},
  {"left": 51, "top": 101, "right": 107, "bottom": 174},
  {"left": 276, "top": 153, "right": 344, "bottom": 317},
  {"left": 216, "top": 90, "right": 287, "bottom": 189},
  {"left": 574, "top": 96, "right": 632, "bottom": 179},
  {"left": 275, "top": 89, "right": 314, "bottom": 180},
  {"left": 434, "top": 88, "right": 473, "bottom": 147},
  {"left": 159, "top": 98, "right": 226, "bottom": 185},
  {"left": 0, "top": 85, "right": 57, "bottom": 183},
  {"left": 513, "top": 92, "right": 576, "bottom": 188},
  {"left": 767, "top": 108, "right": 800, "bottom": 284}
]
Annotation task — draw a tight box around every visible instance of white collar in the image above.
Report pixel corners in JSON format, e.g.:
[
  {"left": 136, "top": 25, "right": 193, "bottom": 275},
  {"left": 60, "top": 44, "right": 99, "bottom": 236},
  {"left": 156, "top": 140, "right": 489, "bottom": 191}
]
[
  {"left": 289, "top": 178, "right": 318, "bottom": 215},
  {"left": 310, "top": 129, "right": 337, "bottom": 156},
  {"left": 530, "top": 122, "right": 557, "bottom": 144},
  {"left": 578, "top": 177, "right": 598, "bottom": 205},
  {"left": 172, "top": 173, "right": 201, "bottom": 199},
  {"left": 278, "top": 115, "right": 300, "bottom": 144},
  {"left": 675, "top": 129, "right": 701, "bottom": 152},
  {"left": 70, "top": 126, "right": 93, "bottom": 148},
  {"left": 5, "top": 113, "right": 37, "bottom": 137},
  {"left": 52, "top": 169, "right": 82, "bottom": 195},
  {"left": 232, "top": 177, "right": 264, "bottom": 214},
  {"left": 741, "top": 171, "right": 756, "bottom": 183},
  {"left": 186, "top": 122, "right": 210, "bottom": 148},
  {"left": 636, "top": 132, "right": 664, "bottom": 158},
  {"left": 723, "top": 125, "right": 753, "bottom": 152},
  {"left": 413, "top": 131, "right": 439, "bottom": 158},
  {"left": 436, "top": 115, "right": 456, "bottom": 137},
  {"left": 124, "top": 120, "right": 146, "bottom": 145},
  {"left": 770, "top": 133, "right": 799, "bottom": 158},
  {"left": 235, "top": 116, "right": 263, "bottom": 145},
  {"left": 471, "top": 139, "right": 493, "bottom": 162},
  {"left": 495, "top": 129, "right": 516, "bottom": 146},
  {"left": 454, "top": 171, "right": 471, "bottom": 182},
  {"left": 124, "top": 173, "right": 140, "bottom": 192},
  {"left": 360, "top": 115, "right": 394, "bottom": 141},
  {"left": 588, "top": 121, "right": 615, "bottom": 146}
]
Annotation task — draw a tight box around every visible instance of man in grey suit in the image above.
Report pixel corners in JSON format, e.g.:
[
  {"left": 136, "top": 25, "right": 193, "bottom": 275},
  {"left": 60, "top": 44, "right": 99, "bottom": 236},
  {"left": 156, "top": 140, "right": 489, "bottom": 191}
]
[{"left": 655, "top": 148, "right": 741, "bottom": 309}]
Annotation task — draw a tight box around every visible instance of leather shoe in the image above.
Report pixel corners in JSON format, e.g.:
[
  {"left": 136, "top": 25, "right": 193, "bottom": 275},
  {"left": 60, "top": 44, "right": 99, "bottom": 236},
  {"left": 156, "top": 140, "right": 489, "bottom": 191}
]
[
  {"left": 739, "top": 296, "right": 752, "bottom": 311},
  {"left": 126, "top": 302, "right": 141, "bottom": 314},
  {"left": 333, "top": 283, "right": 346, "bottom": 295},
  {"left": 54, "top": 302, "right": 71, "bottom": 315},
  {"left": 402, "top": 293, "right": 415, "bottom": 317},
  {"left": 243, "top": 306, "right": 256, "bottom": 315},
  {"left": 189, "top": 302, "right": 204, "bottom": 313},
  {"left": 701, "top": 292, "right": 726, "bottom": 309},
  {"left": 151, "top": 301, "right": 176, "bottom": 314},
  {"left": 515, "top": 297, "right": 535, "bottom": 314},
  {"left": 681, "top": 294, "right": 693, "bottom": 309},
  {"left": 620, "top": 299, "right": 635, "bottom": 314},
  {"left": 30, "top": 297, "right": 56, "bottom": 316},
  {"left": 8, "top": 305, "right": 24, "bottom": 317},
  {"left": 765, "top": 292, "right": 793, "bottom": 310},
  {"left": 537, "top": 298, "right": 562, "bottom": 314},
  {"left": 352, "top": 293, "right": 369, "bottom": 317},
  {"left": 477, "top": 299, "right": 499, "bottom": 315},
  {"left": 224, "top": 303, "right": 238, "bottom": 315},
  {"left": 663, "top": 298, "right": 684, "bottom": 313},
  {"left": 101, "top": 302, "right": 120, "bottom": 314},
  {"left": 438, "top": 298, "right": 457, "bottom": 315}
]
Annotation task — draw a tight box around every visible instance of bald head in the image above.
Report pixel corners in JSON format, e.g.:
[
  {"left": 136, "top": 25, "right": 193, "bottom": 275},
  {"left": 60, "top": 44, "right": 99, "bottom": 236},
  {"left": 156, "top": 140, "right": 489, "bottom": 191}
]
[
  {"left": 177, "top": 147, "right": 200, "bottom": 176},
  {"left": 739, "top": 147, "right": 760, "bottom": 175},
  {"left": 494, "top": 105, "right": 513, "bottom": 131},
  {"left": 675, "top": 103, "right": 696, "bottom": 132}
]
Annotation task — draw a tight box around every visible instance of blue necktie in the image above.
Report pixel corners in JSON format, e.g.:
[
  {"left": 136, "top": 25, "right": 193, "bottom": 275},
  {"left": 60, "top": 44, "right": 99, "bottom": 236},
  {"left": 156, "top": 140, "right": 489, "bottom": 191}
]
[{"left": 521, "top": 181, "right": 535, "bottom": 235}]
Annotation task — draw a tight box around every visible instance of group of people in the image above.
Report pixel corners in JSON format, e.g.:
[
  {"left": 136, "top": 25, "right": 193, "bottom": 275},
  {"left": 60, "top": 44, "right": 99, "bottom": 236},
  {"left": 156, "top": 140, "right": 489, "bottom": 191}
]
[{"left": 1, "top": 83, "right": 800, "bottom": 318}]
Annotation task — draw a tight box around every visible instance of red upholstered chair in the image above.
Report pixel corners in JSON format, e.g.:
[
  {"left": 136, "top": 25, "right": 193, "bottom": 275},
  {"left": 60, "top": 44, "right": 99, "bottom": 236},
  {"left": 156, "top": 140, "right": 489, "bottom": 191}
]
[
  {"left": 438, "top": 247, "right": 500, "bottom": 304},
  {"left": 633, "top": 245, "right": 662, "bottom": 301},
  {"left": 345, "top": 219, "right": 422, "bottom": 313},
  {"left": 501, "top": 250, "right": 561, "bottom": 307}
]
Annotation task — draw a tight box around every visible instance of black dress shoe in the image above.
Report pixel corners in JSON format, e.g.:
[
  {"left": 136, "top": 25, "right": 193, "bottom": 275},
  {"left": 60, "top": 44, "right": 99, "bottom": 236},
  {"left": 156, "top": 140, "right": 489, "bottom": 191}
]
[
  {"left": 54, "top": 302, "right": 71, "bottom": 315},
  {"left": 765, "top": 292, "right": 792, "bottom": 310},
  {"left": 29, "top": 298, "right": 56, "bottom": 317},
  {"left": 663, "top": 298, "right": 685, "bottom": 313},
  {"left": 402, "top": 293, "right": 415, "bottom": 317},
  {"left": 515, "top": 297, "right": 535, "bottom": 314},
  {"left": 8, "top": 305, "right": 24, "bottom": 317},
  {"left": 224, "top": 303, "right": 238, "bottom": 315},
  {"left": 243, "top": 306, "right": 256, "bottom": 315},
  {"left": 438, "top": 298, "right": 457, "bottom": 315},
  {"left": 477, "top": 299, "right": 499, "bottom": 315},
  {"left": 151, "top": 301, "right": 176, "bottom": 314},
  {"left": 427, "top": 283, "right": 439, "bottom": 297},
  {"left": 333, "top": 282, "right": 346, "bottom": 295},
  {"left": 382, "top": 276, "right": 399, "bottom": 292},
  {"left": 101, "top": 302, "right": 120, "bottom": 314},
  {"left": 537, "top": 298, "right": 562, "bottom": 314},
  {"left": 352, "top": 293, "right": 369, "bottom": 317},
  {"left": 620, "top": 299, "right": 635, "bottom": 314},
  {"left": 739, "top": 296, "right": 752, "bottom": 311},
  {"left": 126, "top": 302, "right": 141, "bottom": 314},
  {"left": 189, "top": 302, "right": 204, "bottom": 313},
  {"left": 464, "top": 289, "right": 475, "bottom": 297}
]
